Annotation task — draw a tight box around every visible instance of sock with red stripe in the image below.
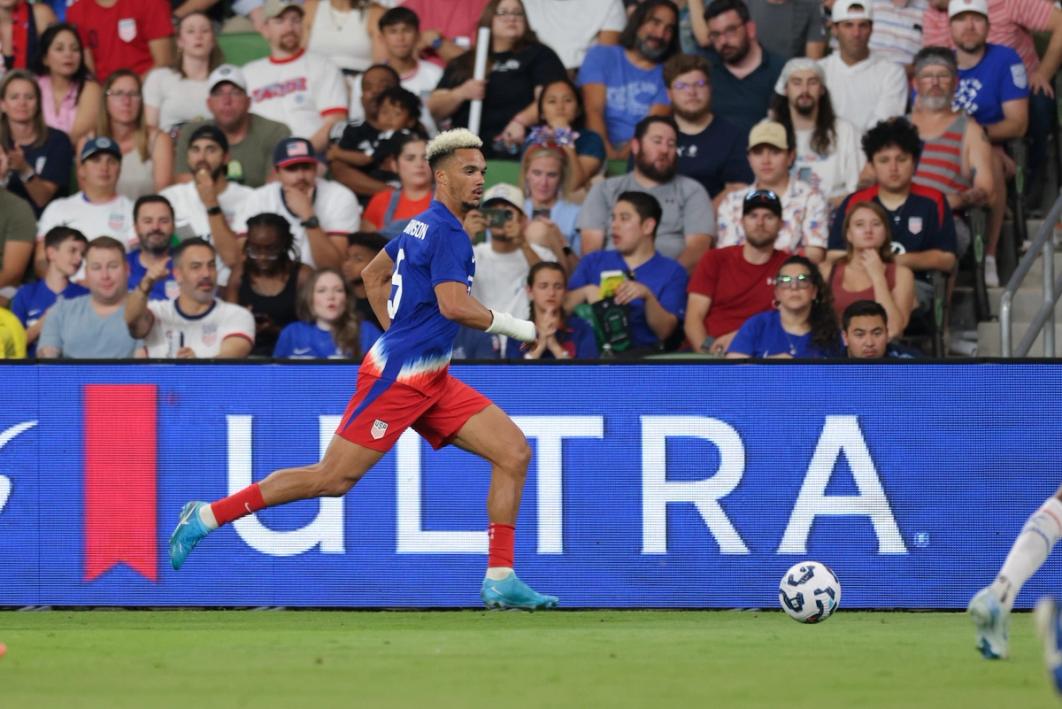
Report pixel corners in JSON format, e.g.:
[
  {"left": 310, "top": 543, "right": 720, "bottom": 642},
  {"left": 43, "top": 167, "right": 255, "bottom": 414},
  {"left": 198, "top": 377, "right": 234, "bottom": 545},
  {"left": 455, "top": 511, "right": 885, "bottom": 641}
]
[
  {"left": 486, "top": 522, "right": 515, "bottom": 580},
  {"left": 207, "top": 483, "right": 267, "bottom": 528},
  {"left": 992, "top": 496, "right": 1062, "bottom": 612}
]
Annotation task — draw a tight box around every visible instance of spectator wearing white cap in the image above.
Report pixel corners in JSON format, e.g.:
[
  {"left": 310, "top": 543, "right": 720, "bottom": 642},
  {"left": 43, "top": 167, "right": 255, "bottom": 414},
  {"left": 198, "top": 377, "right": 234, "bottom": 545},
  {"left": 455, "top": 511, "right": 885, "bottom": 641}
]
[
  {"left": 173, "top": 64, "right": 293, "bottom": 189},
  {"left": 818, "top": 0, "right": 907, "bottom": 133},
  {"left": 470, "top": 182, "right": 559, "bottom": 353},
  {"left": 232, "top": 137, "right": 360, "bottom": 270},
  {"left": 769, "top": 57, "right": 865, "bottom": 205},
  {"left": 715, "top": 120, "right": 828, "bottom": 262},
  {"left": 242, "top": 0, "right": 349, "bottom": 152},
  {"left": 34, "top": 137, "right": 135, "bottom": 275}
]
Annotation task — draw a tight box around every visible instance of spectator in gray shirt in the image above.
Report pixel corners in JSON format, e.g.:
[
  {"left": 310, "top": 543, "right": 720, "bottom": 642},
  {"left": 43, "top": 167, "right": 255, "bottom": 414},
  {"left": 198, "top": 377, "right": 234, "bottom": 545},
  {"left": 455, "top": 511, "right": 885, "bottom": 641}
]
[
  {"left": 577, "top": 115, "right": 715, "bottom": 272},
  {"left": 38, "top": 237, "right": 142, "bottom": 359}
]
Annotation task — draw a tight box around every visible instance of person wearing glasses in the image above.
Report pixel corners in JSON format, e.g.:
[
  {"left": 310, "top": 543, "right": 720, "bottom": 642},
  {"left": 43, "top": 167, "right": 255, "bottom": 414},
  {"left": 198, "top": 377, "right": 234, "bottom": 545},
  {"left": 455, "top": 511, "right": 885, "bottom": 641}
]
[
  {"left": 822, "top": 200, "right": 914, "bottom": 340},
  {"left": 715, "top": 119, "right": 828, "bottom": 263},
  {"left": 685, "top": 188, "right": 790, "bottom": 355},
  {"left": 726, "top": 254, "right": 840, "bottom": 358}
]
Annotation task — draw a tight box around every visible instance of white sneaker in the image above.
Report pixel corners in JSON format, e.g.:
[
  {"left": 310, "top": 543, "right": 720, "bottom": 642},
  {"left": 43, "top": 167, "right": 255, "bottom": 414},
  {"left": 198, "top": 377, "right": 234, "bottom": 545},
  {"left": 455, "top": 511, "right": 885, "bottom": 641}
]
[{"left": 984, "top": 255, "right": 1000, "bottom": 288}]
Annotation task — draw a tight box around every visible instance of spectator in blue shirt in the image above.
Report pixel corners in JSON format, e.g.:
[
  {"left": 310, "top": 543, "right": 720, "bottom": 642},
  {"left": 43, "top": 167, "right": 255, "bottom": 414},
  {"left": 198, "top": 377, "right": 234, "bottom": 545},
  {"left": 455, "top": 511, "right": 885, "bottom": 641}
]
[
  {"left": 10, "top": 226, "right": 88, "bottom": 356},
  {"left": 507, "top": 261, "right": 598, "bottom": 360},
  {"left": 126, "top": 194, "right": 178, "bottom": 301},
  {"left": 727, "top": 254, "right": 840, "bottom": 358},
  {"left": 577, "top": 0, "right": 678, "bottom": 160},
  {"left": 274, "top": 268, "right": 361, "bottom": 359},
  {"left": 565, "top": 191, "right": 687, "bottom": 352}
]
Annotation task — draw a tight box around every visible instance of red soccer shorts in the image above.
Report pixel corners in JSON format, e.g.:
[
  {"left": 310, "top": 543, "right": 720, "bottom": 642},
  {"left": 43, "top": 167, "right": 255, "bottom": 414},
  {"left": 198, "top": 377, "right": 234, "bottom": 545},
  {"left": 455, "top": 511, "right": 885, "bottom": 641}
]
[{"left": 336, "top": 370, "right": 493, "bottom": 452}]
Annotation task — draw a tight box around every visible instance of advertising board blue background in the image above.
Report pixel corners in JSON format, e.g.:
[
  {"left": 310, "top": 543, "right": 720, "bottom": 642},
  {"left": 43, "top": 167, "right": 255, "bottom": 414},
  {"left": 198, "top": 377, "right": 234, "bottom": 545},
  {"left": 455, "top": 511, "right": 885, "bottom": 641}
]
[{"left": 0, "top": 363, "right": 1058, "bottom": 609}]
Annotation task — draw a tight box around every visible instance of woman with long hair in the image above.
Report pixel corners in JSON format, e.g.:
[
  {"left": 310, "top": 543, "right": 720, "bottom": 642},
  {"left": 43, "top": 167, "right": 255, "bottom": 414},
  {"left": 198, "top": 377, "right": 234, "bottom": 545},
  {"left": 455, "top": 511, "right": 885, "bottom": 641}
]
[
  {"left": 359, "top": 131, "right": 432, "bottom": 236},
  {"left": 90, "top": 69, "right": 173, "bottom": 200},
  {"left": 821, "top": 201, "right": 915, "bottom": 339},
  {"left": 428, "top": 0, "right": 566, "bottom": 159},
  {"left": 224, "top": 212, "right": 313, "bottom": 357},
  {"left": 518, "top": 142, "right": 581, "bottom": 262},
  {"left": 30, "top": 22, "right": 101, "bottom": 144},
  {"left": 143, "top": 11, "right": 224, "bottom": 132},
  {"left": 506, "top": 261, "right": 597, "bottom": 360},
  {"left": 0, "top": 69, "right": 73, "bottom": 215},
  {"left": 274, "top": 268, "right": 360, "bottom": 359},
  {"left": 302, "top": 0, "right": 385, "bottom": 75},
  {"left": 524, "top": 78, "right": 604, "bottom": 192},
  {"left": 728, "top": 255, "right": 841, "bottom": 358}
]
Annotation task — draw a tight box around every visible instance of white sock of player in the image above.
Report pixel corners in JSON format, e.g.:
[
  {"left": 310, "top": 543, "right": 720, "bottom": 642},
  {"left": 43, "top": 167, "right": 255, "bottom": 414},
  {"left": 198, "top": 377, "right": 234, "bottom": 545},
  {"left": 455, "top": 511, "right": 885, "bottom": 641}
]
[
  {"left": 198, "top": 504, "right": 219, "bottom": 530},
  {"left": 991, "top": 496, "right": 1062, "bottom": 612},
  {"left": 486, "top": 567, "right": 513, "bottom": 581}
]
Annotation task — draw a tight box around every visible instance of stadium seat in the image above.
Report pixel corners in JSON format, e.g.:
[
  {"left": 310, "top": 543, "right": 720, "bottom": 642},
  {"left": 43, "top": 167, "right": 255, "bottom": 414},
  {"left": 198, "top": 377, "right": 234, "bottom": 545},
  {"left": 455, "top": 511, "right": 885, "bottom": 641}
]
[
  {"left": 606, "top": 159, "right": 629, "bottom": 177},
  {"left": 484, "top": 160, "right": 521, "bottom": 190},
  {"left": 216, "top": 32, "right": 270, "bottom": 67}
]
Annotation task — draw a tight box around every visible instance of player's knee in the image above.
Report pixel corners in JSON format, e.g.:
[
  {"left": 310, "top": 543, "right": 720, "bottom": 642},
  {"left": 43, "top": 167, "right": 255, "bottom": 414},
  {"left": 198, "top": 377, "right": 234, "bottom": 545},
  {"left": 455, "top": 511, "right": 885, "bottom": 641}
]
[
  {"left": 310, "top": 462, "right": 362, "bottom": 497},
  {"left": 501, "top": 436, "right": 532, "bottom": 474}
]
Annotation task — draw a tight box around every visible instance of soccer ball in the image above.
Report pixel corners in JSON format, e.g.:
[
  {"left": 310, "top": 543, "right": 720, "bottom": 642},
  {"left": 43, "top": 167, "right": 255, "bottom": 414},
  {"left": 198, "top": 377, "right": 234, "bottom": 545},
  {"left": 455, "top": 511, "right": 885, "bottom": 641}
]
[{"left": 778, "top": 561, "right": 841, "bottom": 623}]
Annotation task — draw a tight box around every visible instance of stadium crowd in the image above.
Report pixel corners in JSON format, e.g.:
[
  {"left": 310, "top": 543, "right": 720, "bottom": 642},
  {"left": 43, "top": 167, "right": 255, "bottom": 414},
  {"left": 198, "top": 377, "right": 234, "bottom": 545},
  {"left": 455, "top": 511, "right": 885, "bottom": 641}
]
[{"left": 0, "top": 0, "right": 1057, "bottom": 360}]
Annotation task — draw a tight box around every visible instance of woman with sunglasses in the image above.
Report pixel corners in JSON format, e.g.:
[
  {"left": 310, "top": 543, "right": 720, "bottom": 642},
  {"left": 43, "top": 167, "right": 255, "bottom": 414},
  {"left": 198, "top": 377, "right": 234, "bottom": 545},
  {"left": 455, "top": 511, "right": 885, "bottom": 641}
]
[
  {"left": 822, "top": 200, "right": 914, "bottom": 340},
  {"left": 727, "top": 255, "right": 840, "bottom": 359}
]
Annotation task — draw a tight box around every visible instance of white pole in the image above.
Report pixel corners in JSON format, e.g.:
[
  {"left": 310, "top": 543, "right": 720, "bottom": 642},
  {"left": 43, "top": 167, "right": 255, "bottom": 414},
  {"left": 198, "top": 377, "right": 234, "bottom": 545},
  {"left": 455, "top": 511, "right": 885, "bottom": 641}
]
[{"left": 467, "top": 26, "right": 491, "bottom": 136}]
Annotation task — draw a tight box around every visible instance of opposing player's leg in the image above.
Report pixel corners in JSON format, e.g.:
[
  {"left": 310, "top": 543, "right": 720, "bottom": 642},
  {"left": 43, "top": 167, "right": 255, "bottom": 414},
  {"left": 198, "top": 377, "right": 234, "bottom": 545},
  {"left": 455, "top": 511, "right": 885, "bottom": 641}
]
[
  {"left": 445, "top": 402, "right": 558, "bottom": 610},
  {"left": 1035, "top": 595, "right": 1062, "bottom": 696},
  {"left": 968, "top": 488, "right": 1062, "bottom": 659}
]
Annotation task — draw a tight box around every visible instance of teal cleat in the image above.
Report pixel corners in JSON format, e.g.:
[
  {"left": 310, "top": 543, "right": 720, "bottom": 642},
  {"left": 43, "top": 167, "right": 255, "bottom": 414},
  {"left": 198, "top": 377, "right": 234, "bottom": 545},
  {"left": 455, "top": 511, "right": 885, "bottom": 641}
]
[
  {"left": 968, "top": 586, "right": 1009, "bottom": 659},
  {"left": 169, "top": 501, "right": 212, "bottom": 570},
  {"left": 481, "top": 573, "right": 558, "bottom": 610}
]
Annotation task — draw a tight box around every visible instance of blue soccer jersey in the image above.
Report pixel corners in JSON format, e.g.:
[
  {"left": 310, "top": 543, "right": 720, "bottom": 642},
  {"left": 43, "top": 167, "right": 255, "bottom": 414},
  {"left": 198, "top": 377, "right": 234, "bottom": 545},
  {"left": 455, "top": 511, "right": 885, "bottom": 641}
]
[
  {"left": 127, "top": 250, "right": 176, "bottom": 300},
  {"left": 364, "top": 200, "right": 475, "bottom": 390},
  {"left": 953, "top": 43, "right": 1029, "bottom": 127},
  {"left": 273, "top": 321, "right": 347, "bottom": 359},
  {"left": 10, "top": 279, "right": 89, "bottom": 356}
]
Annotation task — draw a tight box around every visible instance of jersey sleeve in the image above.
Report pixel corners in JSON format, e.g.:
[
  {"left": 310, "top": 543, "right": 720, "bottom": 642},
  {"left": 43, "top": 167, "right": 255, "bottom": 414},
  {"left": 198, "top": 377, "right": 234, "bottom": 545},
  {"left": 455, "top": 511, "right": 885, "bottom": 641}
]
[
  {"left": 37, "top": 297, "right": 64, "bottom": 352},
  {"left": 688, "top": 251, "right": 719, "bottom": 298},
  {"left": 567, "top": 252, "right": 598, "bottom": 291},
  {"left": 429, "top": 226, "right": 472, "bottom": 286},
  {"left": 575, "top": 45, "right": 609, "bottom": 87},
  {"left": 320, "top": 184, "right": 361, "bottom": 234},
  {"left": 1000, "top": 48, "right": 1031, "bottom": 101},
  {"left": 655, "top": 262, "right": 688, "bottom": 320},
  {"left": 273, "top": 323, "right": 295, "bottom": 358},
  {"left": 35, "top": 200, "right": 61, "bottom": 240},
  {"left": 231, "top": 190, "right": 263, "bottom": 235},
  {"left": 142, "top": 68, "right": 166, "bottom": 110},
  {"left": 221, "top": 304, "right": 256, "bottom": 343},
  {"left": 9, "top": 286, "right": 29, "bottom": 325},
  {"left": 727, "top": 313, "right": 761, "bottom": 355},
  {"left": 142, "top": 0, "right": 176, "bottom": 41},
  {"left": 313, "top": 55, "right": 350, "bottom": 116},
  {"left": 576, "top": 180, "right": 611, "bottom": 233}
]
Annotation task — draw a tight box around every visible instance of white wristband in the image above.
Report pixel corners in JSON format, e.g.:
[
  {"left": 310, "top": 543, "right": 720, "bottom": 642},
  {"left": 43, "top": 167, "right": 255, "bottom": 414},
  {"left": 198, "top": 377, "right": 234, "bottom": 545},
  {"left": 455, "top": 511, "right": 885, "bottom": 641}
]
[{"left": 485, "top": 309, "right": 536, "bottom": 342}]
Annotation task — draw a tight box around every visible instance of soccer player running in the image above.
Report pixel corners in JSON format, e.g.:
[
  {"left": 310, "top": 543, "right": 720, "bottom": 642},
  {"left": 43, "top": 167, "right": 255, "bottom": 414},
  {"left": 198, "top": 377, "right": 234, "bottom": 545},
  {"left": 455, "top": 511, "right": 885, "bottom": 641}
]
[
  {"left": 169, "top": 129, "right": 558, "bottom": 610},
  {"left": 969, "top": 489, "right": 1062, "bottom": 659}
]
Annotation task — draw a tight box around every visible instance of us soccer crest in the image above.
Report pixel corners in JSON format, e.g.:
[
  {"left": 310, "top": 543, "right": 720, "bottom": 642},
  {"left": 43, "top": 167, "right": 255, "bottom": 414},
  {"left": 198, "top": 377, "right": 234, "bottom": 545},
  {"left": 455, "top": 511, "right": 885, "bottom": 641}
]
[
  {"left": 202, "top": 324, "right": 218, "bottom": 347},
  {"left": 117, "top": 18, "right": 137, "bottom": 43},
  {"left": 908, "top": 217, "right": 923, "bottom": 235},
  {"left": 371, "top": 419, "right": 389, "bottom": 440}
]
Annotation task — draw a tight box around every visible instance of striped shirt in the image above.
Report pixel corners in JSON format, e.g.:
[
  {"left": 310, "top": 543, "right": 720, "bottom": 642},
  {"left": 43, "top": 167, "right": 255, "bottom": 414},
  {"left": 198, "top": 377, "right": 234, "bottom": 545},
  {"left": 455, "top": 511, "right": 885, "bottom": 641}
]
[
  {"left": 921, "top": 0, "right": 1055, "bottom": 74},
  {"left": 913, "top": 112, "right": 972, "bottom": 196},
  {"left": 868, "top": 0, "right": 929, "bottom": 67}
]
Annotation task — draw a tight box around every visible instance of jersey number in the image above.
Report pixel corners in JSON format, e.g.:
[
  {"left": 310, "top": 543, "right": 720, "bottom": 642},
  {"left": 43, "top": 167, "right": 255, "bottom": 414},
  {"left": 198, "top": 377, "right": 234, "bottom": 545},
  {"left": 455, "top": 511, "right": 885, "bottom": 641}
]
[{"left": 387, "top": 248, "right": 405, "bottom": 319}]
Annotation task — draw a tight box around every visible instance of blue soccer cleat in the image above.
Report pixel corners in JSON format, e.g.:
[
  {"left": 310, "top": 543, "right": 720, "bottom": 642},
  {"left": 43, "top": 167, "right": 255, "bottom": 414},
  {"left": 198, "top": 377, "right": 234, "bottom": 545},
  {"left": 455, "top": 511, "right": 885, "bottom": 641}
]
[
  {"left": 968, "top": 586, "right": 1009, "bottom": 659},
  {"left": 169, "top": 501, "right": 212, "bottom": 570},
  {"left": 1035, "top": 596, "right": 1062, "bottom": 696},
  {"left": 481, "top": 573, "right": 559, "bottom": 610}
]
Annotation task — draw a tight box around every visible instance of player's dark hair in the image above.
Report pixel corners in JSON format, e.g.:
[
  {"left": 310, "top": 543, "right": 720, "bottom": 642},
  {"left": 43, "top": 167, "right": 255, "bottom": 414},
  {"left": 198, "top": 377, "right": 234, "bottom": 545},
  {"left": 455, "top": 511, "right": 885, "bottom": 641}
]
[
  {"left": 296, "top": 268, "right": 361, "bottom": 358},
  {"left": 617, "top": 191, "right": 662, "bottom": 236},
  {"left": 525, "top": 261, "right": 568, "bottom": 320},
  {"left": 861, "top": 117, "right": 923, "bottom": 163},
  {"left": 133, "top": 194, "right": 175, "bottom": 223},
  {"left": 379, "top": 6, "right": 420, "bottom": 31},
  {"left": 620, "top": 0, "right": 680, "bottom": 62},
  {"left": 173, "top": 237, "right": 216, "bottom": 265},
  {"left": 842, "top": 299, "right": 889, "bottom": 330},
  {"left": 633, "top": 114, "right": 679, "bottom": 143},
  {"left": 778, "top": 255, "right": 839, "bottom": 355},
  {"left": 43, "top": 226, "right": 88, "bottom": 251},
  {"left": 377, "top": 86, "right": 422, "bottom": 124},
  {"left": 705, "top": 0, "right": 750, "bottom": 22},
  {"left": 347, "top": 231, "right": 388, "bottom": 252}
]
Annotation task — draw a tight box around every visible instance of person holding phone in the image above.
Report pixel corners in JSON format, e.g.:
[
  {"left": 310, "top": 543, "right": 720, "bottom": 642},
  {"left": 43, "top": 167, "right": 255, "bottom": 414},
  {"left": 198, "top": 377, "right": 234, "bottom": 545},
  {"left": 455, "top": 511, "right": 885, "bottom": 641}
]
[{"left": 519, "top": 143, "right": 581, "bottom": 272}]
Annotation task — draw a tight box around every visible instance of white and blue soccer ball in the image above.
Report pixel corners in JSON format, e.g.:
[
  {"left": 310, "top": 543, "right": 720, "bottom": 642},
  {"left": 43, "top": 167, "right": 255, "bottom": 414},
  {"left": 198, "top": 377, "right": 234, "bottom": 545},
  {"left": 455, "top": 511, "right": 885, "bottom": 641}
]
[{"left": 778, "top": 561, "right": 842, "bottom": 624}]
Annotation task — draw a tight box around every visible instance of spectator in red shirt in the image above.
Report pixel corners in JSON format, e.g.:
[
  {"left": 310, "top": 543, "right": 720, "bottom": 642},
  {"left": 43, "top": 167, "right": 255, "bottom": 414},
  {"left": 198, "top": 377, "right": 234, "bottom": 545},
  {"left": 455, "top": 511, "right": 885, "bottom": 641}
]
[
  {"left": 0, "top": 0, "right": 57, "bottom": 71},
  {"left": 684, "top": 188, "right": 791, "bottom": 355},
  {"left": 66, "top": 0, "right": 173, "bottom": 82},
  {"left": 402, "top": 0, "right": 491, "bottom": 65},
  {"left": 359, "top": 131, "right": 433, "bottom": 237}
]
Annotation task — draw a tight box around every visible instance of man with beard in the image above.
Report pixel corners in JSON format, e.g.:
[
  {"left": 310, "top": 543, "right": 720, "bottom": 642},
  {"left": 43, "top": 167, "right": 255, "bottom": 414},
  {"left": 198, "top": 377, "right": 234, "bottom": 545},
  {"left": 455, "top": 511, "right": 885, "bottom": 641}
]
[
  {"left": 342, "top": 230, "right": 389, "bottom": 352},
  {"left": 691, "top": 0, "right": 826, "bottom": 61},
  {"left": 685, "top": 189, "right": 791, "bottom": 355},
  {"left": 233, "top": 137, "right": 360, "bottom": 270},
  {"left": 126, "top": 195, "right": 178, "bottom": 301},
  {"left": 174, "top": 65, "right": 292, "bottom": 189},
  {"left": 127, "top": 237, "right": 255, "bottom": 359},
  {"left": 818, "top": 1, "right": 907, "bottom": 134},
  {"left": 162, "top": 125, "right": 254, "bottom": 287},
  {"left": 690, "top": 0, "right": 784, "bottom": 137},
  {"left": 908, "top": 47, "right": 995, "bottom": 281},
  {"left": 662, "top": 53, "right": 752, "bottom": 205},
  {"left": 578, "top": 115, "right": 715, "bottom": 271},
  {"left": 769, "top": 57, "right": 864, "bottom": 205},
  {"left": 716, "top": 120, "right": 828, "bottom": 262},
  {"left": 576, "top": 0, "right": 678, "bottom": 160},
  {"left": 241, "top": 0, "right": 348, "bottom": 152}
]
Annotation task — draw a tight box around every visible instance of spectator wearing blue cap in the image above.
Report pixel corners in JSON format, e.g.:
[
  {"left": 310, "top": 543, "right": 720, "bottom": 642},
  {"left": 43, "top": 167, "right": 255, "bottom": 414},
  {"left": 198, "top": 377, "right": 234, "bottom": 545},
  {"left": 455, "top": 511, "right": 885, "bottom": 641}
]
[
  {"left": 232, "top": 137, "right": 360, "bottom": 270},
  {"left": 33, "top": 136, "right": 134, "bottom": 276}
]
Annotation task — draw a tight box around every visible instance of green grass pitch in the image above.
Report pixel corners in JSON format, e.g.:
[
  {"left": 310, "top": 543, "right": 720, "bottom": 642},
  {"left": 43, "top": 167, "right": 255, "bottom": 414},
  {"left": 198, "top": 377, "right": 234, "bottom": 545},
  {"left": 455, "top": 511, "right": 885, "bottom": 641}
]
[{"left": 0, "top": 610, "right": 1056, "bottom": 708}]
